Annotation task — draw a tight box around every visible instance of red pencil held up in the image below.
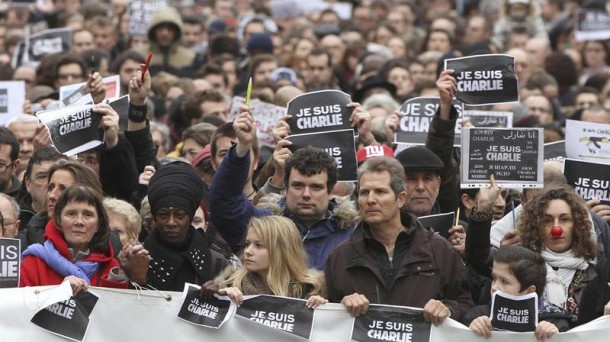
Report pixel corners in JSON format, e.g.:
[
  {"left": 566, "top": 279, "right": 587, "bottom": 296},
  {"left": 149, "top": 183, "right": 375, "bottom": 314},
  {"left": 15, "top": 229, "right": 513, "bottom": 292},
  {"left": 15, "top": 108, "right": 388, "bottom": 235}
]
[{"left": 142, "top": 52, "right": 153, "bottom": 81}]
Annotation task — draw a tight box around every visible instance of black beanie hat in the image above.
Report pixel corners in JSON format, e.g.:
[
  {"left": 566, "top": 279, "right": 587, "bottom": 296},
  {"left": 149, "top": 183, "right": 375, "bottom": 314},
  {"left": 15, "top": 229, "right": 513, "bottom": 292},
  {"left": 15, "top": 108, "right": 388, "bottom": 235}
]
[
  {"left": 148, "top": 161, "right": 204, "bottom": 219},
  {"left": 395, "top": 146, "right": 444, "bottom": 172}
]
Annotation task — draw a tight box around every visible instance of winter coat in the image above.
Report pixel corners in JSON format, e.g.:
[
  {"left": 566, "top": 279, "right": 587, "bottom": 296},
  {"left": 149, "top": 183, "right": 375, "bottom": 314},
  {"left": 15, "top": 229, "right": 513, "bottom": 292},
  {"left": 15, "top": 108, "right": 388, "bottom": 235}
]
[
  {"left": 20, "top": 220, "right": 127, "bottom": 289},
  {"left": 325, "top": 211, "right": 474, "bottom": 322},
  {"left": 144, "top": 227, "right": 227, "bottom": 292},
  {"left": 133, "top": 7, "right": 196, "bottom": 76},
  {"left": 208, "top": 145, "right": 358, "bottom": 269}
]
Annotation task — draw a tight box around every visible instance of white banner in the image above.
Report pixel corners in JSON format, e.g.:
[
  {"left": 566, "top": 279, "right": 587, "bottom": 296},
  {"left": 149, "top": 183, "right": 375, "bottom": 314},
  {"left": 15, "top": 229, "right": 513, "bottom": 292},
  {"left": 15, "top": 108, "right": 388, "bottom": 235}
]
[{"left": 0, "top": 286, "right": 609, "bottom": 341}]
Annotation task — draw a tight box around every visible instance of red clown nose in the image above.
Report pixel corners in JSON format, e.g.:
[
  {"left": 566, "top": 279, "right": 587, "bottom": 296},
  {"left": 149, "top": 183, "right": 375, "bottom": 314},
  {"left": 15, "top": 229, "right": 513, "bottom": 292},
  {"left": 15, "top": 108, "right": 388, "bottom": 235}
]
[{"left": 551, "top": 226, "right": 563, "bottom": 238}]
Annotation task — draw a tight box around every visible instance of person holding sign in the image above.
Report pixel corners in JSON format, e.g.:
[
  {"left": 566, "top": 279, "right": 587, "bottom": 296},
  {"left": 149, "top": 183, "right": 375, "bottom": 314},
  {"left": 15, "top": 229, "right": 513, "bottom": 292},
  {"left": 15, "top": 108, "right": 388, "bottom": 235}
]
[
  {"left": 467, "top": 181, "right": 610, "bottom": 326},
  {"left": 203, "top": 216, "right": 327, "bottom": 309},
  {"left": 325, "top": 157, "right": 473, "bottom": 324},
  {"left": 208, "top": 105, "right": 358, "bottom": 269},
  {"left": 20, "top": 186, "right": 143, "bottom": 293},
  {"left": 466, "top": 246, "right": 570, "bottom": 339},
  {"left": 53, "top": 54, "right": 107, "bottom": 104}
]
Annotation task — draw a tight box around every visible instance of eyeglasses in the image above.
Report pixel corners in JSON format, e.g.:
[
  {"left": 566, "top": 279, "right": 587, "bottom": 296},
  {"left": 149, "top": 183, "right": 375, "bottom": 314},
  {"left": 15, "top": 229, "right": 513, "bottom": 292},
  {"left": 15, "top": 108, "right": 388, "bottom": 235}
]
[{"left": 0, "top": 162, "right": 14, "bottom": 172}]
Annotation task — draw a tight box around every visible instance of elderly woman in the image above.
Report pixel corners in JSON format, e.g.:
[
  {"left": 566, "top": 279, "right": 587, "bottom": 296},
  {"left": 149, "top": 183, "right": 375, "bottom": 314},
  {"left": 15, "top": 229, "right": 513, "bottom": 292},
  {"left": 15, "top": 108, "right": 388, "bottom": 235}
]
[
  {"left": 103, "top": 197, "right": 141, "bottom": 246},
  {"left": 20, "top": 186, "right": 131, "bottom": 293}
]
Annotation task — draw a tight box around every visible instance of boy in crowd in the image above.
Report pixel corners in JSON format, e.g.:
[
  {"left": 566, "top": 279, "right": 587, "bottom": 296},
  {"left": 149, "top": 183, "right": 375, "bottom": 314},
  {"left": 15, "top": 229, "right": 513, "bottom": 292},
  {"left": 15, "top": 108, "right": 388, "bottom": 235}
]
[{"left": 467, "top": 246, "right": 570, "bottom": 340}]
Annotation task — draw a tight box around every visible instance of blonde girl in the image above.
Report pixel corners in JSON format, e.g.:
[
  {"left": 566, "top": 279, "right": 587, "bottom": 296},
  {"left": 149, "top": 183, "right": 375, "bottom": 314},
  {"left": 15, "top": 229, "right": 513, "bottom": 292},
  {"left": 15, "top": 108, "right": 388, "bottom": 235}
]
[{"left": 210, "top": 216, "right": 327, "bottom": 308}]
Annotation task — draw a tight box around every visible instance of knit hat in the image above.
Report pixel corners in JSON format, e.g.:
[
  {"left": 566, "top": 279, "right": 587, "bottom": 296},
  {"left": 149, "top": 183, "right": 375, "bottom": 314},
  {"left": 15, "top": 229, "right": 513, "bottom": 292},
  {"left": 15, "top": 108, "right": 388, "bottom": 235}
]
[
  {"left": 148, "top": 161, "right": 204, "bottom": 219},
  {"left": 208, "top": 19, "right": 228, "bottom": 35},
  {"left": 357, "top": 145, "right": 395, "bottom": 164},
  {"left": 247, "top": 32, "right": 274, "bottom": 54},
  {"left": 395, "top": 146, "right": 444, "bottom": 172},
  {"left": 270, "top": 67, "right": 297, "bottom": 85}
]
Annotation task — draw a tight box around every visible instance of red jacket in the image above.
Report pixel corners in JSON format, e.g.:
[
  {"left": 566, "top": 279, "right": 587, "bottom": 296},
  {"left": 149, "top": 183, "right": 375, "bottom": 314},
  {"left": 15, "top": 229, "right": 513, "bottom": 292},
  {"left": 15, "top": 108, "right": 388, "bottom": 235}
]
[{"left": 20, "top": 220, "right": 128, "bottom": 289}]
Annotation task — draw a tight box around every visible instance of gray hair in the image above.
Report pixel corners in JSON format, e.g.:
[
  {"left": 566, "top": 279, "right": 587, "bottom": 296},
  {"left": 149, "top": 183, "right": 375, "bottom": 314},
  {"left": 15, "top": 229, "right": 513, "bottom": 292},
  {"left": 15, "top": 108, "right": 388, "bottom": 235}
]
[
  {"left": 357, "top": 157, "right": 406, "bottom": 196},
  {"left": 5, "top": 114, "right": 39, "bottom": 128},
  {"left": 363, "top": 93, "right": 400, "bottom": 113},
  {"left": 150, "top": 121, "right": 171, "bottom": 152},
  {"left": 0, "top": 193, "right": 20, "bottom": 220}
]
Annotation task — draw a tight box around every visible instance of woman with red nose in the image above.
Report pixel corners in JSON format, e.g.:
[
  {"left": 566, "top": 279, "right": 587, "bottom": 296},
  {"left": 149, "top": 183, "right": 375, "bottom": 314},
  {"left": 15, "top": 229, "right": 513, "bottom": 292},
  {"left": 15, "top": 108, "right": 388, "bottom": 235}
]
[{"left": 518, "top": 187, "right": 601, "bottom": 325}]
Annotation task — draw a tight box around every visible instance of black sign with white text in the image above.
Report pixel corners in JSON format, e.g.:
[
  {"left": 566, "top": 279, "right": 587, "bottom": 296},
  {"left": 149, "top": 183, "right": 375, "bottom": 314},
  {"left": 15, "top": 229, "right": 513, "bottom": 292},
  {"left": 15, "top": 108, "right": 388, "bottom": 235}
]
[
  {"left": 564, "top": 158, "right": 610, "bottom": 205},
  {"left": 351, "top": 304, "right": 431, "bottom": 342},
  {"left": 31, "top": 292, "right": 99, "bottom": 342},
  {"left": 12, "top": 28, "right": 72, "bottom": 69},
  {"left": 491, "top": 291, "right": 537, "bottom": 332},
  {"left": 576, "top": 9, "right": 610, "bottom": 41},
  {"left": 287, "top": 90, "right": 353, "bottom": 135},
  {"left": 177, "top": 284, "right": 233, "bottom": 328},
  {"left": 287, "top": 129, "right": 357, "bottom": 181},
  {"left": 36, "top": 105, "right": 104, "bottom": 156},
  {"left": 461, "top": 128, "right": 544, "bottom": 188},
  {"left": 0, "top": 238, "right": 20, "bottom": 288},
  {"left": 236, "top": 295, "right": 314, "bottom": 340},
  {"left": 445, "top": 54, "right": 518, "bottom": 106},
  {"left": 394, "top": 97, "right": 463, "bottom": 146}
]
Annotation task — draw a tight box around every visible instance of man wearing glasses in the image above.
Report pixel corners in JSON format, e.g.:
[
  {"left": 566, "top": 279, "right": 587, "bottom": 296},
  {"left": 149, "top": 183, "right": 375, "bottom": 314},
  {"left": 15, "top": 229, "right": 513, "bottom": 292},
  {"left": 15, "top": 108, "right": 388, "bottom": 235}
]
[{"left": 0, "top": 127, "right": 21, "bottom": 197}]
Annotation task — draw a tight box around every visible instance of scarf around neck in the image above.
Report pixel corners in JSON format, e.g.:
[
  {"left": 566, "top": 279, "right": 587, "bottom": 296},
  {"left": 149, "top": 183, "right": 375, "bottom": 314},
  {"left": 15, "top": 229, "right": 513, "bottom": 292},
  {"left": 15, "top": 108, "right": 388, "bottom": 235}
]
[
  {"left": 22, "top": 240, "right": 101, "bottom": 285},
  {"left": 241, "top": 273, "right": 273, "bottom": 296},
  {"left": 541, "top": 248, "right": 588, "bottom": 308}
]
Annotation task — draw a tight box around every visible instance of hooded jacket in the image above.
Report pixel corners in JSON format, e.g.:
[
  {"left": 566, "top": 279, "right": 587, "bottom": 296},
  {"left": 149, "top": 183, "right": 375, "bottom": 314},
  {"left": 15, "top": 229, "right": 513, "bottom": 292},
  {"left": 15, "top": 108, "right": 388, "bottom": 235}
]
[
  {"left": 208, "top": 145, "right": 359, "bottom": 270},
  {"left": 20, "top": 219, "right": 127, "bottom": 289},
  {"left": 133, "top": 7, "right": 196, "bottom": 76},
  {"left": 324, "top": 211, "right": 474, "bottom": 322}
]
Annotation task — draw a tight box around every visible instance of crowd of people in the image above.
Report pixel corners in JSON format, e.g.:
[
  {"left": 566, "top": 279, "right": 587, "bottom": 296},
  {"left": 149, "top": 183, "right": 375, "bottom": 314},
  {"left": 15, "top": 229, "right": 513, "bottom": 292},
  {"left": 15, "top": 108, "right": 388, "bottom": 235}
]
[{"left": 1, "top": 0, "right": 610, "bottom": 338}]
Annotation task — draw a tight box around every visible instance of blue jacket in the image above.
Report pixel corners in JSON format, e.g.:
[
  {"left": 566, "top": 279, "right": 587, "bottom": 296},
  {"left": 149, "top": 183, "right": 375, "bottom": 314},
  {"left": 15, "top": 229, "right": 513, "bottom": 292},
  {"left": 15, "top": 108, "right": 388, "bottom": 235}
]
[{"left": 208, "top": 145, "right": 357, "bottom": 270}]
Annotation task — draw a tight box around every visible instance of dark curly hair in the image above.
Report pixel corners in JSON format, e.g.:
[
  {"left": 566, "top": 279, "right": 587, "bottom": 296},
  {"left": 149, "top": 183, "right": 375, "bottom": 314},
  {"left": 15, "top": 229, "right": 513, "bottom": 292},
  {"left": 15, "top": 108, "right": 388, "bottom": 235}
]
[
  {"left": 518, "top": 187, "right": 596, "bottom": 260},
  {"left": 284, "top": 146, "right": 337, "bottom": 194}
]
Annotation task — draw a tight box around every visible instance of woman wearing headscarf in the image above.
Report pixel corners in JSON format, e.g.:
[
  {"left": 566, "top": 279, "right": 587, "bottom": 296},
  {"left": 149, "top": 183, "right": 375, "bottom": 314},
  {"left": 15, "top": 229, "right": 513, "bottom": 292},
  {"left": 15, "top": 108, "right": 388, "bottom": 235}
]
[{"left": 142, "top": 161, "right": 228, "bottom": 291}]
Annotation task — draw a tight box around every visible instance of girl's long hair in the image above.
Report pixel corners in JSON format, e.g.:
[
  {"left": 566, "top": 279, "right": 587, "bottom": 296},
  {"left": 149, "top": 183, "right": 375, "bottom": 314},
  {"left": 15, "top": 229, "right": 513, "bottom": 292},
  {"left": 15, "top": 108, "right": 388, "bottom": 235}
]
[{"left": 224, "top": 216, "right": 325, "bottom": 298}]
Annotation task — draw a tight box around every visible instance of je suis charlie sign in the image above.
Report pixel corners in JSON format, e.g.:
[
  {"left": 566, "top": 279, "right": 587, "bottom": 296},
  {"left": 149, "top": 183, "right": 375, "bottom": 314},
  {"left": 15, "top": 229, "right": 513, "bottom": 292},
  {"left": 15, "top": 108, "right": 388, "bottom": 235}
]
[
  {"left": 444, "top": 54, "right": 519, "bottom": 106},
  {"left": 461, "top": 127, "right": 543, "bottom": 188}
]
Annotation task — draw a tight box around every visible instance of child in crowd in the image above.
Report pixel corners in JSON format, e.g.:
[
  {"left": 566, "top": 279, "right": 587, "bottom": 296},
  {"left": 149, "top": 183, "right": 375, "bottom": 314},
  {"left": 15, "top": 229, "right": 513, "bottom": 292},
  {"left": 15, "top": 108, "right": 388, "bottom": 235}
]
[
  {"left": 466, "top": 245, "right": 570, "bottom": 340},
  {"left": 203, "top": 216, "right": 327, "bottom": 308}
]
